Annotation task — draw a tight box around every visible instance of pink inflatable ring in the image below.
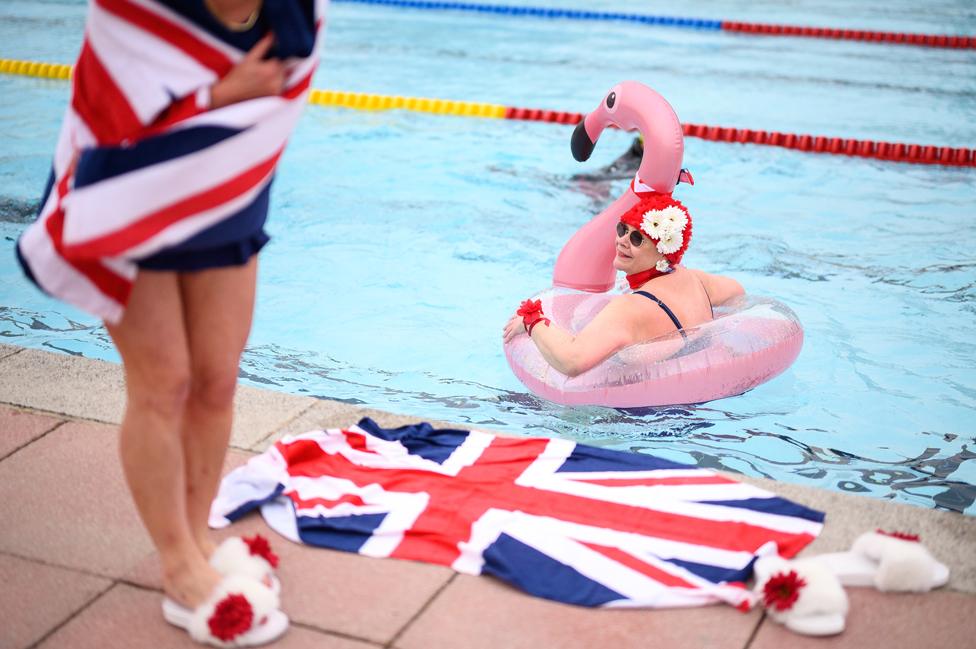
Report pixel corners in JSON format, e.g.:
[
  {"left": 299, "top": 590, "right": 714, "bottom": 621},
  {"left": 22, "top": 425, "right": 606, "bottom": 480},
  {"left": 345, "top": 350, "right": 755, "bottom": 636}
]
[{"left": 504, "top": 287, "right": 803, "bottom": 408}]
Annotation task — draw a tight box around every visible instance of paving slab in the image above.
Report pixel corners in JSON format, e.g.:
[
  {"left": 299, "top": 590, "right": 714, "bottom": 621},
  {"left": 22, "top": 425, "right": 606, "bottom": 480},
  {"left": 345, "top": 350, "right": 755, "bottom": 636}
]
[
  {"left": 266, "top": 541, "right": 453, "bottom": 645},
  {"left": 0, "top": 348, "right": 127, "bottom": 423},
  {"left": 750, "top": 587, "right": 976, "bottom": 649},
  {"left": 0, "top": 419, "right": 155, "bottom": 577},
  {"left": 0, "top": 404, "right": 62, "bottom": 459},
  {"left": 0, "top": 553, "right": 110, "bottom": 649},
  {"left": 737, "top": 474, "right": 976, "bottom": 593},
  {"left": 37, "top": 584, "right": 382, "bottom": 649},
  {"left": 230, "top": 384, "right": 318, "bottom": 449},
  {"left": 0, "top": 346, "right": 319, "bottom": 449},
  {"left": 251, "top": 397, "right": 458, "bottom": 452},
  {"left": 395, "top": 573, "right": 760, "bottom": 649},
  {"left": 128, "top": 510, "right": 455, "bottom": 645},
  {"left": 0, "top": 343, "right": 23, "bottom": 361}
]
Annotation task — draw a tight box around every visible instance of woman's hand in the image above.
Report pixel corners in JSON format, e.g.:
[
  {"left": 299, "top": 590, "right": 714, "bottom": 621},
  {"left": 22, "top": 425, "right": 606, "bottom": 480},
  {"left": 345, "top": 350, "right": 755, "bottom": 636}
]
[
  {"left": 502, "top": 314, "right": 526, "bottom": 344},
  {"left": 210, "top": 34, "right": 285, "bottom": 109}
]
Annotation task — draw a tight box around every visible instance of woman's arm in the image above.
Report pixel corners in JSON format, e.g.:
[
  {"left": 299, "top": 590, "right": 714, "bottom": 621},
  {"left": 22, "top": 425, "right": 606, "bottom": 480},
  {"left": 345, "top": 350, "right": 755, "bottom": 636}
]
[
  {"left": 690, "top": 269, "right": 744, "bottom": 306},
  {"left": 210, "top": 34, "right": 285, "bottom": 109},
  {"left": 503, "top": 299, "right": 637, "bottom": 377},
  {"left": 147, "top": 34, "right": 284, "bottom": 133}
]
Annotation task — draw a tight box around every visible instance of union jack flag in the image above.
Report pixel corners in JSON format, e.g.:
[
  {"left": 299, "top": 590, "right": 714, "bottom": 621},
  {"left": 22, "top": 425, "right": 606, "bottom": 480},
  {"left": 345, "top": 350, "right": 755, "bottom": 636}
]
[
  {"left": 16, "top": 0, "right": 327, "bottom": 322},
  {"left": 211, "top": 419, "right": 824, "bottom": 609}
]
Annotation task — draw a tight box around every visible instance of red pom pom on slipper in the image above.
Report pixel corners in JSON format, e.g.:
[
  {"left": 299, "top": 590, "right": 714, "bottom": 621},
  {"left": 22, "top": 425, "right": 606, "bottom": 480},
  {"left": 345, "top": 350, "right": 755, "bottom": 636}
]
[{"left": 162, "top": 574, "right": 287, "bottom": 647}]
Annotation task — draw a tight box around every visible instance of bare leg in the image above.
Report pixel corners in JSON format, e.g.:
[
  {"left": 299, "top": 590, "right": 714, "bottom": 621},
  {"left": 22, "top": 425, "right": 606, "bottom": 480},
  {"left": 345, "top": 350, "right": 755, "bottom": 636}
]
[
  {"left": 107, "top": 270, "right": 220, "bottom": 608},
  {"left": 179, "top": 257, "right": 258, "bottom": 557}
]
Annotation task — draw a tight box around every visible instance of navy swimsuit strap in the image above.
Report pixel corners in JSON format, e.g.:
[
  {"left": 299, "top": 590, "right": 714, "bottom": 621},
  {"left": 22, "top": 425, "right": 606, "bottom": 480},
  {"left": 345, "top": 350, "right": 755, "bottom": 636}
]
[{"left": 634, "top": 291, "right": 684, "bottom": 332}]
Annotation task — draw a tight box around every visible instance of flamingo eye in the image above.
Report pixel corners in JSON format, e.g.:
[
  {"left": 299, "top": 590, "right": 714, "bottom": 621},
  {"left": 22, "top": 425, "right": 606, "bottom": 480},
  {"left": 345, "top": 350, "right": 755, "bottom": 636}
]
[{"left": 606, "top": 92, "right": 616, "bottom": 109}]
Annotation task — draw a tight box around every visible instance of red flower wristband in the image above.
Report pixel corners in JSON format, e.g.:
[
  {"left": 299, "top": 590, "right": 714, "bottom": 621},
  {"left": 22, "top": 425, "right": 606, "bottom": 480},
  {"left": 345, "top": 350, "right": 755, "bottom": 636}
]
[
  {"left": 517, "top": 299, "right": 542, "bottom": 319},
  {"left": 527, "top": 317, "right": 550, "bottom": 336},
  {"left": 517, "top": 299, "right": 550, "bottom": 337}
]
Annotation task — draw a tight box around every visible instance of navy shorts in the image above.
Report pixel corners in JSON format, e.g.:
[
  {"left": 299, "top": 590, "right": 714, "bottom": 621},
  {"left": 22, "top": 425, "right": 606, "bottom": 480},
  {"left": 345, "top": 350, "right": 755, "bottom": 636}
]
[{"left": 137, "top": 228, "right": 270, "bottom": 272}]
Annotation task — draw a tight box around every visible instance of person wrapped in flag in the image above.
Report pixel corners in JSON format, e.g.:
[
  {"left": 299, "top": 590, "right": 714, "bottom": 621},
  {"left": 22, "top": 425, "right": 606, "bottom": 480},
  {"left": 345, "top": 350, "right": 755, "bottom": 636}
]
[
  {"left": 211, "top": 419, "right": 826, "bottom": 611},
  {"left": 15, "top": 1, "right": 327, "bottom": 645}
]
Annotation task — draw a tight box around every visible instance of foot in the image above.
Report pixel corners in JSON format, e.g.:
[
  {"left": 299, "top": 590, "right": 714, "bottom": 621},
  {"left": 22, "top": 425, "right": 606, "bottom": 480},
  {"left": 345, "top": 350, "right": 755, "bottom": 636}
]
[
  {"left": 196, "top": 534, "right": 217, "bottom": 562},
  {"left": 163, "top": 558, "right": 223, "bottom": 610},
  {"left": 162, "top": 574, "right": 287, "bottom": 647}
]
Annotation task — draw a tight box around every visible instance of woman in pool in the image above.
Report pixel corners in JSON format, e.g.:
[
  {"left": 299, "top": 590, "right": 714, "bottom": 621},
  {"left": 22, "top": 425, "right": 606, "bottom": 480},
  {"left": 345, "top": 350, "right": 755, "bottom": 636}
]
[{"left": 503, "top": 192, "right": 743, "bottom": 377}]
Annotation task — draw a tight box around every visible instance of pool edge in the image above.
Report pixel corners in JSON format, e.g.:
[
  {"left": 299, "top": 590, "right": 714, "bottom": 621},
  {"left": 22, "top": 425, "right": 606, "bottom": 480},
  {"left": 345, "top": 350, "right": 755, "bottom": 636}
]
[{"left": 1, "top": 341, "right": 973, "bottom": 595}]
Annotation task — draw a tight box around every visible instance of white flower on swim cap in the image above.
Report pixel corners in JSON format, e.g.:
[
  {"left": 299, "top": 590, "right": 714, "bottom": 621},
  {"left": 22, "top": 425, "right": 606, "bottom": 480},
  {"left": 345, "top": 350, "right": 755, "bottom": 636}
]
[
  {"left": 658, "top": 206, "right": 688, "bottom": 237},
  {"left": 640, "top": 210, "right": 667, "bottom": 239},
  {"left": 657, "top": 231, "right": 682, "bottom": 255},
  {"left": 641, "top": 205, "right": 687, "bottom": 242},
  {"left": 655, "top": 259, "right": 670, "bottom": 272}
]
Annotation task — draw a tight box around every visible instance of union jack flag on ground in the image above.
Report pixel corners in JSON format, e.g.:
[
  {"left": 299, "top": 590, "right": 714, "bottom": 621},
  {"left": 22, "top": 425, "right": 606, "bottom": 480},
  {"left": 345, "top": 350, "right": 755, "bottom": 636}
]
[
  {"left": 211, "top": 419, "right": 825, "bottom": 609},
  {"left": 16, "top": 0, "right": 327, "bottom": 322}
]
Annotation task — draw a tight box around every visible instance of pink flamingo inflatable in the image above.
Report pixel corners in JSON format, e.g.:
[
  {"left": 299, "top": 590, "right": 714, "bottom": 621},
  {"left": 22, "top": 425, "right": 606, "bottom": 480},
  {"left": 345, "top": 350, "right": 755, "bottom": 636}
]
[
  {"left": 554, "top": 81, "right": 693, "bottom": 292},
  {"left": 503, "top": 82, "right": 804, "bottom": 407}
]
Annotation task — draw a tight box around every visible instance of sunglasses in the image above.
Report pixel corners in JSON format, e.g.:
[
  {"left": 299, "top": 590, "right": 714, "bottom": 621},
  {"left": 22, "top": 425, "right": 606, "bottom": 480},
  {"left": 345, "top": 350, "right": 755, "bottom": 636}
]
[{"left": 616, "top": 221, "right": 645, "bottom": 247}]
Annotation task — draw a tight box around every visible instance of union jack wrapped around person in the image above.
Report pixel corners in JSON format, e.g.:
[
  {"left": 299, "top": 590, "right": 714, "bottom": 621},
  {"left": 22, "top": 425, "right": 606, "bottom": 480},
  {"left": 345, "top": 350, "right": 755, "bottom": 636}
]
[
  {"left": 16, "top": 0, "right": 328, "bottom": 322},
  {"left": 210, "top": 419, "right": 825, "bottom": 609}
]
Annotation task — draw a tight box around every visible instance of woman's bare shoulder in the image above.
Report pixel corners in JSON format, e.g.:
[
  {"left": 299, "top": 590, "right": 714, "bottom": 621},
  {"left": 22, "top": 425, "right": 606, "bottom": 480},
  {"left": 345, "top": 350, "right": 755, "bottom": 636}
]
[
  {"left": 687, "top": 268, "right": 745, "bottom": 305},
  {"left": 617, "top": 290, "right": 687, "bottom": 338}
]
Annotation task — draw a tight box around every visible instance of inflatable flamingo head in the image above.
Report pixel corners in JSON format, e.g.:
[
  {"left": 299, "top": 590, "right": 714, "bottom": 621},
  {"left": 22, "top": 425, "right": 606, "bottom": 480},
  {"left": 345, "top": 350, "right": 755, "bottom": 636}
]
[{"left": 571, "top": 81, "right": 693, "bottom": 194}]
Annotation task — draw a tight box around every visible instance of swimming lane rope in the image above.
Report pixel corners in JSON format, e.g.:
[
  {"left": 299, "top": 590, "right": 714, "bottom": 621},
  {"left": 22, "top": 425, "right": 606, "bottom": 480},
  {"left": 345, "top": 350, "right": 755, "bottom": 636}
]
[
  {"left": 332, "top": 0, "right": 976, "bottom": 50},
  {"left": 1, "top": 58, "right": 973, "bottom": 168}
]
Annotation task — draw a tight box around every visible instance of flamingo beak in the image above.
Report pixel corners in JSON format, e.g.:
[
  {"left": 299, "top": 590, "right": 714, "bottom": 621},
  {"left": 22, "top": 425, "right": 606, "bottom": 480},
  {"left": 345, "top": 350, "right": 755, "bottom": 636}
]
[{"left": 571, "top": 120, "right": 595, "bottom": 161}]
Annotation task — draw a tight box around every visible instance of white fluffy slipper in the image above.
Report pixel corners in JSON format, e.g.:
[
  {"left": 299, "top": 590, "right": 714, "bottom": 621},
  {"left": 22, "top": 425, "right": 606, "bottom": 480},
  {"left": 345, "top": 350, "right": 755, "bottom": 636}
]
[
  {"left": 211, "top": 535, "right": 281, "bottom": 596},
  {"left": 162, "top": 574, "right": 287, "bottom": 647},
  {"left": 814, "top": 529, "right": 949, "bottom": 592},
  {"left": 753, "top": 555, "right": 848, "bottom": 637}
]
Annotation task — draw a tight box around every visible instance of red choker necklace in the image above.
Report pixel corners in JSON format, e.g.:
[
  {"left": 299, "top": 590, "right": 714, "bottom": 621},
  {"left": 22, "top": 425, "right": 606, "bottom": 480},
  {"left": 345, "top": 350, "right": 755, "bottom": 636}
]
[{"left": 626, "top": 266, "right": 672, "bottom": 290}]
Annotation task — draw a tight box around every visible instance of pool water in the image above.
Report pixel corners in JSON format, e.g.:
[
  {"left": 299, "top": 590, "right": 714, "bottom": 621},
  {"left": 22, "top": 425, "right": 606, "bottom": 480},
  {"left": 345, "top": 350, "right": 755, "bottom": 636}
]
[{"left": 1, "top": 0, "right": 974, "bottom": 513}]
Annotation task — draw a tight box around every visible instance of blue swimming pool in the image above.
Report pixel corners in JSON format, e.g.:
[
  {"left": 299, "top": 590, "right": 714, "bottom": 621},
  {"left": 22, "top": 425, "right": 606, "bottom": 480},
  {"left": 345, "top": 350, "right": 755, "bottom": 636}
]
[{"left": 1, "top": 0, "right": 974, "bottom": 513}]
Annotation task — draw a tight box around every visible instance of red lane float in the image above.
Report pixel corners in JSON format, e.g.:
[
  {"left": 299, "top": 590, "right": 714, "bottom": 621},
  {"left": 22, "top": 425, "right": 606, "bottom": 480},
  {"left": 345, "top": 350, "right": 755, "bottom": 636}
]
[
  {"left": 681, "top": 123, "right": 976, "bottom": 166},
  {"left": 503, "top": 107, "right": 976, "bottom": 167},
  {"left": 722, "top": 21, "right": 976, "bottom": 49}
]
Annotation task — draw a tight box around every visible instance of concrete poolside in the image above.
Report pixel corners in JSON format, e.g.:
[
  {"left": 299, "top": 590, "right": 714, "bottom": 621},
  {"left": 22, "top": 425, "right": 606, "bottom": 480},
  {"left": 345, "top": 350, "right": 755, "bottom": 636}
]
[{"left": 1, "top": 343, "right": 974, "bottom": 649}]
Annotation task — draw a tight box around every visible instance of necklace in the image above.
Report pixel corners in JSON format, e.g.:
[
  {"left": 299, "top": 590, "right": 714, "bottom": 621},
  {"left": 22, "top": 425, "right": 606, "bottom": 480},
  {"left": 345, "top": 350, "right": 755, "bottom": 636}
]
[
  {"left": 204, "top": 0, "right": 261, "bottom": 31},
  {"left": 625, "top": 266, "right": 673, "bottom": 290}
]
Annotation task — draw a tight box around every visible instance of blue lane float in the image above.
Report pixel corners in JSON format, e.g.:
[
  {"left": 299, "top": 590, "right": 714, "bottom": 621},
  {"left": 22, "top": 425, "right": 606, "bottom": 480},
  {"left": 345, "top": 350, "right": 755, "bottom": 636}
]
[
  {"left": 332, "top": 0, "right": 976, "bottom": 49},
  {"left": 331, "top": 0, "right": 724, "bottom": 29}
]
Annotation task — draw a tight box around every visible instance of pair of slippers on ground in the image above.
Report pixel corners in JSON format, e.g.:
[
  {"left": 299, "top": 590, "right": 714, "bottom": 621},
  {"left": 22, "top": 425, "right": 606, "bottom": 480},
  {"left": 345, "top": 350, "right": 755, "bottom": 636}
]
[
  {"left": 162, "top": 535, "right": 287, "bottom": 647},
  {"left": 160, "top": 529, "right": 950, "bottom": 645},
  {"left": 753, "top": 529, "right": 951, "bottom": 637}
]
